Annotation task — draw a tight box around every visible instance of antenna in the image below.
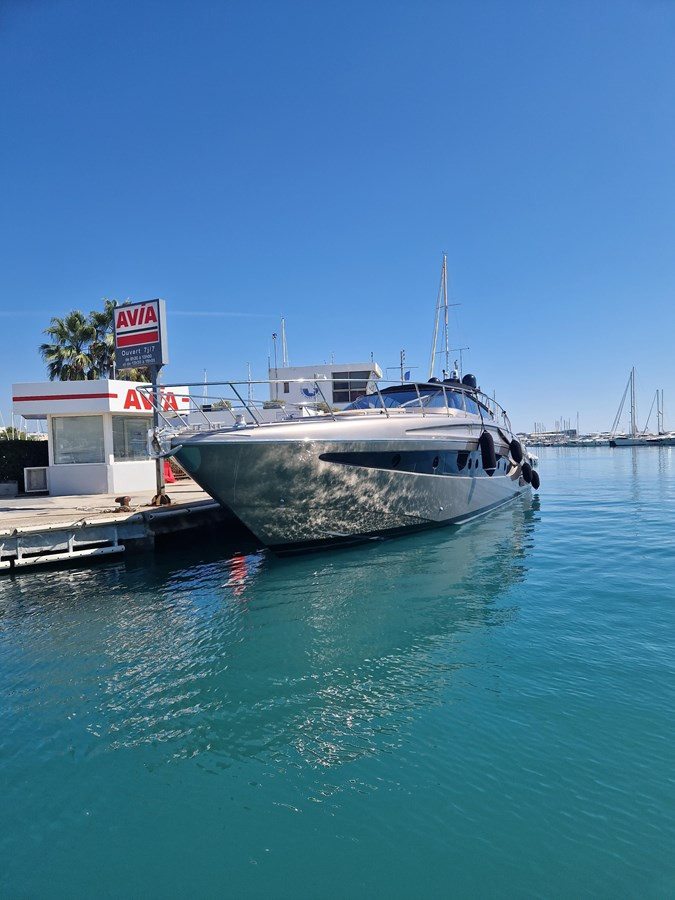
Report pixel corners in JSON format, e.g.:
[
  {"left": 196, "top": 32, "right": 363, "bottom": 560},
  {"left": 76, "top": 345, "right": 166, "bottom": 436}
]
[
  {"left": 386, "top": 358, "right": 418, "bottom": 383},
  {"left": 451, "top": 346, "right": 469, "bottom": 377},
  {"left": 281, "top": 317, "right": 289, "bottom": 367},
  {"left": 272, "top": 333, "right": 278, "bottom": 400}
]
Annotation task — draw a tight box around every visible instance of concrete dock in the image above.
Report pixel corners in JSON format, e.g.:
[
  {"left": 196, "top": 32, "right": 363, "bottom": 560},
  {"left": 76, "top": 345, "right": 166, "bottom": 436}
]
[{"left": 0, "top": 480, "right": 230, "bottom": 571}]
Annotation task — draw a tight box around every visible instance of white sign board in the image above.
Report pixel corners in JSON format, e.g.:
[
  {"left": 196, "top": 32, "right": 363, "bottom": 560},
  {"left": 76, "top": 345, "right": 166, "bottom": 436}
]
[{"left": 114, "top": 299, "right": 168, "bottom": 371}]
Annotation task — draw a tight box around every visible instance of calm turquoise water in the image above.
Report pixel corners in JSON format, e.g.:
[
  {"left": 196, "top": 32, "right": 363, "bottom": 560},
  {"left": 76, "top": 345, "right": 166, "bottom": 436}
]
[{"left": 2, "top": 447, "right": 675, "bottom": 899}]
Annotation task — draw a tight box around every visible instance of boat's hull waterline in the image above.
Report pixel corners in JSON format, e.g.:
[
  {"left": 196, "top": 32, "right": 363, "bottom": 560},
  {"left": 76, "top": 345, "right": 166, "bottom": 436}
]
[{"left": 173, "top": 415, "right": 530, "bottom": 553}]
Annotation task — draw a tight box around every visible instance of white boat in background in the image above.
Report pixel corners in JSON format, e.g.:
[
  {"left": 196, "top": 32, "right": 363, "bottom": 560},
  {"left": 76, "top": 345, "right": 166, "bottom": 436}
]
[
  {"left": 643, "top": 390, "right": 675, "bottom": 445},
  {"left": 576, "top": 436, "right": 609, "bottom": 447}
]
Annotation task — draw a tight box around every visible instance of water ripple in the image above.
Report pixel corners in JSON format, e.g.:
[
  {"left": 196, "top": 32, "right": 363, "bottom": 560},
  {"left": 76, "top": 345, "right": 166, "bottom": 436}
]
[{"left": 2, "top": 451, "right": 675, "bottom": 897}]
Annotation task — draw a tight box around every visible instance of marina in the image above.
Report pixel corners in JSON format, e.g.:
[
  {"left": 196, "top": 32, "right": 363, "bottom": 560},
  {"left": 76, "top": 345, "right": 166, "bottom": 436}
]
[
  {"left": 4, "top": 258, "right": 541, "bottom": 562},
  {"left": 2, "top": 445, "right": 674, "bottom": 897},
  {"left": 2, "top": 2, "right": 675, "bottom": 896},
  {"left": 525, "top": 369, "right": 675, "bottom": 448},
  {"left": 2, "top": 370, "right": 540, "bottom": 567}
]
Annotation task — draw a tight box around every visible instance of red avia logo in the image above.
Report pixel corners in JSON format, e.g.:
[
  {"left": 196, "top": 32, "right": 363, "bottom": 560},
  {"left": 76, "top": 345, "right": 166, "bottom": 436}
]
[
  {"left": 115, "top": 305, "right": 157, "bottom": 329},
  {"left": 124, "top": 389, "right": 180, "bottom": 411},
  {"left": 115, "top": 303, "right": 160, "bottom": 348}
]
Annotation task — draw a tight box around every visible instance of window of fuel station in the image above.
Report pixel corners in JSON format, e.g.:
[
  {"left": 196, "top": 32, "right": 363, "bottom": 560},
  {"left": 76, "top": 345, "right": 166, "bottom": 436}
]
[
  {"left": 113, "top": 415, "right": 152, "bottom": 461},
  {"left": 52, "top": 416, "right": 105, "bottom": 465}
]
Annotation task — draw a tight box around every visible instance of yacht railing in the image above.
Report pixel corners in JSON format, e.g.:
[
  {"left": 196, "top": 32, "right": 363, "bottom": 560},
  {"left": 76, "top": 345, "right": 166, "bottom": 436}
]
[{"left": 139, "top": 377, "right": 514, "bottom": 439}]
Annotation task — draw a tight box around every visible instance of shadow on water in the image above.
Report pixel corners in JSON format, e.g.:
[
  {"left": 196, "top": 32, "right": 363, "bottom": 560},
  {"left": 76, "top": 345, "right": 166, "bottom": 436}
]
[{"left": 0, "top": 496, "right": 541, "bottom": 771}]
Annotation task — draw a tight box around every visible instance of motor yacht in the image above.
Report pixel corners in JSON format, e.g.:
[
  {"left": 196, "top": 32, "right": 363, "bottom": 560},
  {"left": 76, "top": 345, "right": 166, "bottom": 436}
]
[{"left": 169, "top": 373, "right": 538, "bottom": 554}]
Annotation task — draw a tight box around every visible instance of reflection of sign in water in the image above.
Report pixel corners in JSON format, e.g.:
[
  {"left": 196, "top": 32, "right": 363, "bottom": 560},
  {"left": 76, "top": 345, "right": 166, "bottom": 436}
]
[
  {"left": 114, "top": 299, "right": 168, "bottom": 370},
  {"left": 227, "top": 552, "right": 249, "bottom": 598},
  {"left": 302, "top": 385, "right": 320, "bottom": 398}
]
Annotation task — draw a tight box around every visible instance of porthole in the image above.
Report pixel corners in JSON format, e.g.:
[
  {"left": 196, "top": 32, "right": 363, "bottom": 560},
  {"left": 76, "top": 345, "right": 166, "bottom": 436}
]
[
  {"left": 392, "top": 453, "right": 401, "bottom": 468},
  {"left": 432, "top": 456, "right": 439, "bottom": 469}
]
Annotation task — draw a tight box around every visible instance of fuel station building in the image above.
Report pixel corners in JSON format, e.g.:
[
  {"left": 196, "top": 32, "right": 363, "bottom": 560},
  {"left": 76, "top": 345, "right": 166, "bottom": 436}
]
[{"left": 12, "top": 380, "right": 189, "bottom": 496}]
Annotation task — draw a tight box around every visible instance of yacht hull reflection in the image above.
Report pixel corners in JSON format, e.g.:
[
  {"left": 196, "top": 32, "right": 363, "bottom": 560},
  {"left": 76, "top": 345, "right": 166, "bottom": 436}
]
[{"left": 95, "top": 494, "right": 540, "bottom": 767}]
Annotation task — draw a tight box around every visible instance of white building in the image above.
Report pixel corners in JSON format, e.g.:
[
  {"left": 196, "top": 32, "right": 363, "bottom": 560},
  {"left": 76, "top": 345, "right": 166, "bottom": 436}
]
[
  {"left": 12, "top": 380, "right": 189, "bottom": 496},
  {"left": 267, "top": 361, "right": 382, "bottom": 408}
]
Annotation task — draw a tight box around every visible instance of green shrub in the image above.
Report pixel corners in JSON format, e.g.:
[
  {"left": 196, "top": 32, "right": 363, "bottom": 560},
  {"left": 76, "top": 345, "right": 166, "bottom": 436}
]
[{"left": 0, "top": 440, "right": 49, "bottom": 492}]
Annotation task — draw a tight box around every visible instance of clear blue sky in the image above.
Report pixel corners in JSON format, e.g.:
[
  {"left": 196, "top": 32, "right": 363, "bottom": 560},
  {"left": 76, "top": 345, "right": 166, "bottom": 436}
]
[{"left": 1, "top": 0, "right": 674, "bottom": 433}]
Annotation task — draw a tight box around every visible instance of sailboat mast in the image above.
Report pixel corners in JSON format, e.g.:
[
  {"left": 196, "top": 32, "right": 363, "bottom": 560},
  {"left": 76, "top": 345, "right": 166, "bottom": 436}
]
[
  {"left": 429, "top": 259, "right": 444, "bottom": 380},
  {"left": 630, "top": 367, "right": 637, "bottom": 437},
  {"left": 656, "top": 389, "right": 663, "bottom": 434},
  {"left": 443, "top": 254, "right": 449, "bottom": 375}
]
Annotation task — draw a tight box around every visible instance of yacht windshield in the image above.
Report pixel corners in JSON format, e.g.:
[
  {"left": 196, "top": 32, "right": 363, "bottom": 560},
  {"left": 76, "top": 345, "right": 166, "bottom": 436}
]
[{"left": 345, "top": 388, "right": 467, "bottom": 411}]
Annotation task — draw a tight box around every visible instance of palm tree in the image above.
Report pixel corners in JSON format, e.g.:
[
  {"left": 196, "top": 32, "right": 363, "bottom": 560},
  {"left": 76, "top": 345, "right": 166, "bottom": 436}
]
[
  {"left": 39, "top": 310, "right": 96, "bottom": 380},
  {"left": 39, "top": 300, "right": 152, "bottom": 382},
  {"left": 89, "top": 298, "right": 117, "bottom": 378}
]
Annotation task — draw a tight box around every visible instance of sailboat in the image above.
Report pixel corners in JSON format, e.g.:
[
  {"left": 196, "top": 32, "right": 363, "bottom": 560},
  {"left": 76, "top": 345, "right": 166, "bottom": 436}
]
[
  {"left": 646, "top": 390, "right": 675, "bottom": 445},
  {"left": 609, "top": 368, "right": 657, "bottom": 447}
]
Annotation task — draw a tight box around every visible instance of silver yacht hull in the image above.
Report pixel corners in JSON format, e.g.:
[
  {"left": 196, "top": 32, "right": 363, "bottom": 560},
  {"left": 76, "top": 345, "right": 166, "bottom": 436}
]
[{"left": 173, "top": 414, "right": 528, "bottom": 552}]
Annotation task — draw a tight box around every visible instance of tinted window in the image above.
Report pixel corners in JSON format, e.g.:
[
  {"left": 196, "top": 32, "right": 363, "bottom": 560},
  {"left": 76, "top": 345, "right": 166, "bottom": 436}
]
[
  {"left": 400, "top": 391, "right": 441, "bottom": 408},
  {"left": 346, "top": 393, "right": 408, "bottom": 410},
  {"left": 345, "top": 388, "right": 468, "bottom": 411},
  {"left": 424, "top": 391, "right": 449, "bottom": 409},
  {"left": 333, "top": 371, "right": 374, "bottom": 404},
  {"left": 445, "top": 391, "right": 465, "bottom": 410}
]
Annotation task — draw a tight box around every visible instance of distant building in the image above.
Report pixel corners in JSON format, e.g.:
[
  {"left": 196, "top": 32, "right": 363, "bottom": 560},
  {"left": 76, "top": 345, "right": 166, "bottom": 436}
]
[{"left": 268, "top": 361, "right": 382, "bottom": 409}]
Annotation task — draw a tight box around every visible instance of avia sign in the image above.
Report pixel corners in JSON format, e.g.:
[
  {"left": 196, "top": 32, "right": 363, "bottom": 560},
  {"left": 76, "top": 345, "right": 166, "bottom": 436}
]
[
  {"left": 11, "top": 380, "right": 191, "bottom": 417},
  {"left": 114, "top": 299, "right": 168, "bottom": 371},
  {"left": 123, "top": 387, "right": 188, "bottom": 412}
]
